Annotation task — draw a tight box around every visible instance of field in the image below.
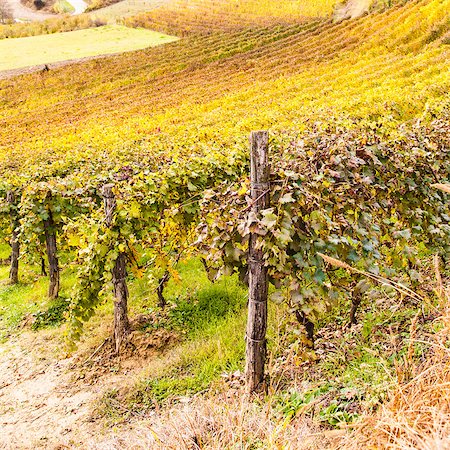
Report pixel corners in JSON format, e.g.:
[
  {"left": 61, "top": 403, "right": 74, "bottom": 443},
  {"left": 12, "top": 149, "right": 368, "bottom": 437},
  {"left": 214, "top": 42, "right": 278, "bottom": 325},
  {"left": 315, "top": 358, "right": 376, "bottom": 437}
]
[
  {"left": 0, "top": 0, "right": 449, "bottom": 448},
  {"left": 0, "top": 25, "right": 178, "bottom": 71}
]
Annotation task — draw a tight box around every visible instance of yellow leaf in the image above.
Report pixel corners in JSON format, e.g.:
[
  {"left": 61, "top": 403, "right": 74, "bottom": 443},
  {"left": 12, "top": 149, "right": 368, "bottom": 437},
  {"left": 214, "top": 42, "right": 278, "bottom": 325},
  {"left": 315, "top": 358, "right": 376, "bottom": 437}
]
[
  {"left": 168, "top": 266, "right": 181, "bottom": 284},
  {"left": 238, "top": 182, "right": 248, "bottom": 196},
  {"left": 129, "top": 202, "right": 141, "bottom": 218},
  {"left": 67, "top": 233, "right": 82, "bottom": 247}
]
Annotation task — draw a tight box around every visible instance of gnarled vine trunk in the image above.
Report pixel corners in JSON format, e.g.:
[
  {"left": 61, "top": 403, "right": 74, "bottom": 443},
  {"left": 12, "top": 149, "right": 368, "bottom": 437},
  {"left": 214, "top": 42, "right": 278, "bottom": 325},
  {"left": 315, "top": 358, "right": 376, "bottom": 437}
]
[
  {"left": 41, "top": 257, "right": 47, "bottom": 276},
  {"left": 112, "top": 252, "right": 130, "bottom": 353},
  {"left": 157, "top": 270, "right": 170, "bottom": 309},
  {"left": 7, "top": 191, "right": 20, "bottom": 285},
  {"left": 295, "top": 310, "right": 315, "bottom": 348},
  {"left": 349, "top": 291, "right": 362, "bottom": 326},
  {"left": 102, "top": 184, "right": 130, "bottom": 354},
  {"left": 43, "top": 203, "right": 59, "bottom": 299}
]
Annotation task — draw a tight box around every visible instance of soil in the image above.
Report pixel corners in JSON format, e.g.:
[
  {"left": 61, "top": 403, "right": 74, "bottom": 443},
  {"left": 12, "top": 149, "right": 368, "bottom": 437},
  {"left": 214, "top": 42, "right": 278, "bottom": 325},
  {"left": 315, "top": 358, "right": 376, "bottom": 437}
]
[
  {"left": 2, "top": 0, "right": 55, "bottom": 21},
  {"left": 20, "top": 0, "right": 56, "bottom": 14},
  {"left": 0, "top": 324, "right": 179, "bottom": 449},
  {"left": 0, "top": 335, "right": 91, "bottom": 449}
]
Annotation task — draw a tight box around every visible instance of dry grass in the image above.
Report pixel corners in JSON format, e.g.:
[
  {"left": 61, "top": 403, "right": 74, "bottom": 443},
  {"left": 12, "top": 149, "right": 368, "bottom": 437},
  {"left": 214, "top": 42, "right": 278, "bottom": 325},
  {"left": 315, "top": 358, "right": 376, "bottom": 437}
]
[
  {"left": 87, "top": 393, "right": 336, "bottom": 450},
  {"left": 336, "top": 275, "right": 450, "bottom": 450}
]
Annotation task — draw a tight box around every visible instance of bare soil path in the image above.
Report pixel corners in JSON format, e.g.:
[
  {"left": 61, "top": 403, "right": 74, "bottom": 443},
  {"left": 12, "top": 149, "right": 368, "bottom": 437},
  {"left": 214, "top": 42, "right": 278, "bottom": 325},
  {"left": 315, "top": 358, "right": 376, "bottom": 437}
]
[
  {"left": 67, "top": 0, "right": 87, "bottom": 15},
  {"left": 0, "top": 326, "right": 177, "bottom": 449},
  {"left": 0, "top": 336, "right": 95, "bottom": 449},
  {"left": 2, "top": 0, "right": 56, "bottom": 21}
]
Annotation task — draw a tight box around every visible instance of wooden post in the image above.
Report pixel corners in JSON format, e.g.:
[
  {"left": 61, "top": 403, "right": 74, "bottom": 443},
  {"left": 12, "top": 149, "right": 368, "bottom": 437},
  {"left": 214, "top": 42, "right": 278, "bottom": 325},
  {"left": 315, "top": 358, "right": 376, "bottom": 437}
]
[
  {"left": 102, "top": 184, "right": 130, "bottom": 354},
  {"left": 43, "top": 195, "right": 59, "bottom": 299},
  {"left": 7, "top": 191, "right": 20, "bottom": 285},
  {"left": 246, "top": 131, "right": 270, "bottom": 394}
]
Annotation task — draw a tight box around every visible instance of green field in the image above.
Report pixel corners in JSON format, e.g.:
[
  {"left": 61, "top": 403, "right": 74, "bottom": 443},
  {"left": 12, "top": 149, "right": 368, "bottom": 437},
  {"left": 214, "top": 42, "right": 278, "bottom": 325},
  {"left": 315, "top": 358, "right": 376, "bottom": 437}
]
[{"left": 0, "top": 25, "right": 179, "bottom": 71}]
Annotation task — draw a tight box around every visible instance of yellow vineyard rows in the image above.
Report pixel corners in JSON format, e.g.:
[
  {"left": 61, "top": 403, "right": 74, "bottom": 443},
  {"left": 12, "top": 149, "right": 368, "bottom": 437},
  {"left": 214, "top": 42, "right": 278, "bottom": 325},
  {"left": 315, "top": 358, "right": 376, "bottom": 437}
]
[
  {"left": 0, "top": 0, "right": 449, "bottom": 179},
  {"left": 124, "top": 0, "right": 338, "bottom": 35}
]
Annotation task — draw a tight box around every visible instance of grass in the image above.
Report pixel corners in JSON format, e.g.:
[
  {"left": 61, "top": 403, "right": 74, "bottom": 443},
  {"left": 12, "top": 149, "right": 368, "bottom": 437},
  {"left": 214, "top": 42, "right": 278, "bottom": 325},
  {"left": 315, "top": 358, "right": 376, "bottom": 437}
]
[
  {"left": 130, "top": 310, "right": 246, "bottom": 405},
  {"left": 0, "top": 25, "right": 178, "bottom": 71},
  {"left": 53, "top": 0, "right": 75, "bottom": 13},
  {"left": 101, "top": 272, "right": 248, "bottom": 417},
  {"left": 0, "top": 262, "right": 78, "bottom": 341}
]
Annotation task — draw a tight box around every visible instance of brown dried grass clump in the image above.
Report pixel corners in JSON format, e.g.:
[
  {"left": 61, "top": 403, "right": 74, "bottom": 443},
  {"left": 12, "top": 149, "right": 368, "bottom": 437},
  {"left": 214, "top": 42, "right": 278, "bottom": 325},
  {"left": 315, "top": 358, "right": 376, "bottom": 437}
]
[
  {"left": 87, "top": 392, "right": 338, "bottom": 450},
  {"left": 337, "top": 283, "right": 450, "bottom": 450}
]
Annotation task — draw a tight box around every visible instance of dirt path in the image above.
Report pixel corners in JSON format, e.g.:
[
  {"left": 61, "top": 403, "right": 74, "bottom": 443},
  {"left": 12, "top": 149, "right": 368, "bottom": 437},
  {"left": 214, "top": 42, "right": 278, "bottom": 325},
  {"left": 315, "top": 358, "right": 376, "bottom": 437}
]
[
  {"left": 0, "top": 337, "right": 96, "bottom": 449},
  {"left": 0, "top": 326, "right": 177, "bottom": 449},
  {"left": 3, "top": 0, "right": 56, "bottom": 21}
]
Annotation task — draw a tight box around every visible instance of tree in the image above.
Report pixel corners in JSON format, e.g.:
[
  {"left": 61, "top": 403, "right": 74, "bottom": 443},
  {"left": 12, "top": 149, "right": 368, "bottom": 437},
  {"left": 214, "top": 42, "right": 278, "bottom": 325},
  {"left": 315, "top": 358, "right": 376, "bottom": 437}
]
[{"left": 0, "top": 1, "right": 13, "bottom": 24}]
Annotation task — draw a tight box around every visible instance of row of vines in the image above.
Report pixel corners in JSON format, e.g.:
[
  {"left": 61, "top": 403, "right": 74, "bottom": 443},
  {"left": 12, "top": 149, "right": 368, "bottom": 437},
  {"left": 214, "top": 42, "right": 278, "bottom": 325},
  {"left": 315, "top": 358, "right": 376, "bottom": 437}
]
[
  {"left": 1, "top": 117, "right": 448, "bottom": 373},
  {"left": 0, "top": 0, "right": 449, "bottom": 391}
]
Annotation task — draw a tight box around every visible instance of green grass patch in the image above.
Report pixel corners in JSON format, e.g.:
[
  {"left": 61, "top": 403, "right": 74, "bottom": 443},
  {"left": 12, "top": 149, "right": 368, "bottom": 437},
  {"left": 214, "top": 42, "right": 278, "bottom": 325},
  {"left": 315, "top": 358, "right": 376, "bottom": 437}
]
[
  {"left": 99, "top": 274, "right": 248, "bottom": 418},
  {"left": 0, "top": 267, "right": 47, "bottom": 341},
  {"left": 125, "top": 310, "right": 246, "bottom": 411},
  {"left": 0, "top": 25, "right": 179, "bottom": 72},
  {"left": 0, "top": 263, "right": 78, "bottom": 340},
  {"left": 31, "top": 296, "right": 71, "bottom": 330},
  {"left": 132, "top": 258, "right": 247, "bottom": 336},
  {"left": 53, "top": 0, "right": 75, "bottom": 14}
]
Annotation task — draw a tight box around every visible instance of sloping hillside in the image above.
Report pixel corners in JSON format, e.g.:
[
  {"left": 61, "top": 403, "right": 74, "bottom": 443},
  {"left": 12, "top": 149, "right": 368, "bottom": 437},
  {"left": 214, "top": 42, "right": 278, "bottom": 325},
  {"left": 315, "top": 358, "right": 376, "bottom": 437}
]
[
  {"left": 0, "top": 1, "right": 448, "bottom": 448},
  {"left": 0, "top": 0, "right": 448, "bottom": 176}
]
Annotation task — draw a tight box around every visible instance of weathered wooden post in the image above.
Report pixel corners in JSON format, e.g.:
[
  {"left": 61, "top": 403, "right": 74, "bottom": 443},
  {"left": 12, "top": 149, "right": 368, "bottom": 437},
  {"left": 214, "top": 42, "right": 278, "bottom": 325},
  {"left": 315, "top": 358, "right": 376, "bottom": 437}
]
[
  {"left": 7, "top": 190, "right": 20, "bottom": 285},
  {"left": 43, "top": 193, "right": 60, "bottom": 299},
  {"left": 246, "top": 131, "right": 270, "bottom": 393},
  {"left": 101, "top": 184, "right": 130, "bottom": 354}
]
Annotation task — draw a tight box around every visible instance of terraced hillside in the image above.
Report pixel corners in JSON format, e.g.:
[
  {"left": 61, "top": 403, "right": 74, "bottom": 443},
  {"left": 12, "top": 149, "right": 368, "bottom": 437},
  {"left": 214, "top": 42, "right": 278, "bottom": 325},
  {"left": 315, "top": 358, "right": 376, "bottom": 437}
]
[{"left": 1, "top": 0, "right": 448, "bottom": 175}]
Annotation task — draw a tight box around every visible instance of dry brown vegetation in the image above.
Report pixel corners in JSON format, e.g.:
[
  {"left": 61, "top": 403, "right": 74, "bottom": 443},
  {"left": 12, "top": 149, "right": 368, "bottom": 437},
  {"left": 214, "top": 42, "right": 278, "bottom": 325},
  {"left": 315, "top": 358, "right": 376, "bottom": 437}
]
[{"left": 336, "top": 266, "right": 450, "bottom": 449}]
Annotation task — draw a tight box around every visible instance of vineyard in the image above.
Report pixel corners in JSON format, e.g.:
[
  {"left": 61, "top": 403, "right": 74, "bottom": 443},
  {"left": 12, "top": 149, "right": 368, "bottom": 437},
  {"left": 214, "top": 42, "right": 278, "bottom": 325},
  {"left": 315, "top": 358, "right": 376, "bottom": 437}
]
[{"left": 0, "top": 0, "right": 449, "bottom": 447}]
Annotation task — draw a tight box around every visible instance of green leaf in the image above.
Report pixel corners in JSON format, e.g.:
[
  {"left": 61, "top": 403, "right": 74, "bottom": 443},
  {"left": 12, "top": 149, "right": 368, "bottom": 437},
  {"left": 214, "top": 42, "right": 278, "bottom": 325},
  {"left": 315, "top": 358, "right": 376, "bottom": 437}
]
[
  {"left": 269, "top": 291, "right": 284, "bottom": 304},
  {"left": 129, "top": 201, "right": 141, "bottom": 218},
  {"left": 393, "top": 229, "right": 411, "bottom": 240},
  {"left": 261, "top": 210, "right": 278, "bottom": 229},
  {"left": 313, "top": 269, "right": 326, "bottom": 284}
]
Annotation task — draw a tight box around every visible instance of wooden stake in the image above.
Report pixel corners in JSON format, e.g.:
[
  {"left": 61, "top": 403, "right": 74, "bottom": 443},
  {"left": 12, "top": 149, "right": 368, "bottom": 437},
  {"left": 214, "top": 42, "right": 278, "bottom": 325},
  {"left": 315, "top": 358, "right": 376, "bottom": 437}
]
[
  {"left": 101, "top": 184, "right": 130, "bottom": 354},
  {"left": 246, "top": 131, "right": 270, "bottom": 394},
  {"left": 6, "top": 191, "right": 20, "bottom": 285}
]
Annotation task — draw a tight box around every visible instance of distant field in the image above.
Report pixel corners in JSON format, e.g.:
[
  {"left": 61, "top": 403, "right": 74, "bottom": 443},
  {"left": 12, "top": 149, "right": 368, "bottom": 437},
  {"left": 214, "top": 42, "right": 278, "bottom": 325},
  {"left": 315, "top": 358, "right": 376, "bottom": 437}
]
[
  {"left": 0, "top": 25, "right": 178, "bottom": 71},
  {"left": 91, "top": 0, "right": 336, "bottom": 21}
]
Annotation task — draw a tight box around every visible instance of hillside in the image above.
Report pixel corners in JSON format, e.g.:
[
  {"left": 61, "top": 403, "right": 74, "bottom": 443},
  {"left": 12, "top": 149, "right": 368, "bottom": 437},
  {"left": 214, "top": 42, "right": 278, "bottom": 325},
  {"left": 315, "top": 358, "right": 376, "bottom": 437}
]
[
  {"left": 0, "top": 0, "right": 449, "bottom": 448},
  {"left": 0, "top": 0, "right": 449, "bottom": 174}
]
